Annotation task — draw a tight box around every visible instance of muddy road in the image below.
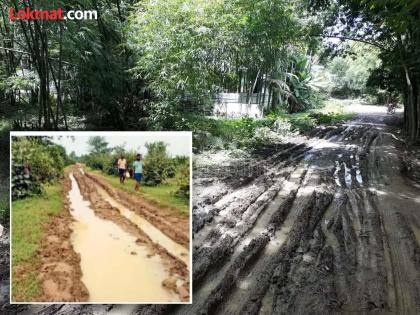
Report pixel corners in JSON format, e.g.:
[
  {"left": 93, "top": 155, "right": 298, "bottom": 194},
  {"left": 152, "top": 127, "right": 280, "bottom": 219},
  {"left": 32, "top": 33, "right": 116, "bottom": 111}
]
[
  {"left": 180, "top": 108, "right": 420, "bottom": 315},
  {"left": 67, "top": 169, "right": 190, "bottom": 302},
  {"left": 7, "top": 167, "right": 190, "bottom": 305},
  {"left": 2, "top": 106, "right": 420, "bottom": 313}
]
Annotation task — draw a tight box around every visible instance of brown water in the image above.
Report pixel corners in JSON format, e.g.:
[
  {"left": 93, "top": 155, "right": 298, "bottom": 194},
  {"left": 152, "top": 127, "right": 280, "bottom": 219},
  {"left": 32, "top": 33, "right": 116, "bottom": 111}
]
[
  {"left": 95, "top": 185, "right": 190, "bottom": 266},
  {"left": 68, "top": 173, "right": 179, "bottom": 302}
]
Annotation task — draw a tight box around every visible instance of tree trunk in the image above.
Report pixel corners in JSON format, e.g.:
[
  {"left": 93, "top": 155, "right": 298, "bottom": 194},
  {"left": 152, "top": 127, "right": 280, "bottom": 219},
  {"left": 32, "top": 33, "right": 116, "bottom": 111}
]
[{"left": 403, "top": 64, "right": 417, "bottom": 142}]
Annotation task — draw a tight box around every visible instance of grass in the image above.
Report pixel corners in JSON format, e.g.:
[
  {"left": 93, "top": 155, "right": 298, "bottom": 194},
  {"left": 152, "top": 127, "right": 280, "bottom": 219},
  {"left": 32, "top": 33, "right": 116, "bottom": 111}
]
[
  {"left": 190, "top": 99, "right": 356, "bottom": 152},
  {"left": 89, "top": 169, "right": 189, "bottom": 217},
  {"left": 11, "top": 183, "right": 64, "bottom": 301}
]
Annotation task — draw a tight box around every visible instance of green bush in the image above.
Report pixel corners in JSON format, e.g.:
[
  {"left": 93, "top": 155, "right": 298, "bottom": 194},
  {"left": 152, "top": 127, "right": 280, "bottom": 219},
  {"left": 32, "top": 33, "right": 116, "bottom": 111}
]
[
  {"left": 309, "top": 112, "right": 353, "bottom": 125},
  {"left": 143, "top": 142, "right": 170, "bottom": 186},
  {"left": 175, "top": 162, "right": 190, "bottom": 198},
  {"left": 11, "top": 137, "right": 67, "bottom": 200},
  {"left": 12, "top": 163, "right": 43, "bottom": 200}
]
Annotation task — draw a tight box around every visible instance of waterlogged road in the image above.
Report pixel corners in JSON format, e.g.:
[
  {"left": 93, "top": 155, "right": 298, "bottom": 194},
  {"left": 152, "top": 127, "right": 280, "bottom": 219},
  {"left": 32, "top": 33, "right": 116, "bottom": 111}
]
[
  {"left": 95, "top": 184, "right": 189, "bottom": 266},
  {"left": 68, "top": 173, "right": 179, "bottom": 302}
]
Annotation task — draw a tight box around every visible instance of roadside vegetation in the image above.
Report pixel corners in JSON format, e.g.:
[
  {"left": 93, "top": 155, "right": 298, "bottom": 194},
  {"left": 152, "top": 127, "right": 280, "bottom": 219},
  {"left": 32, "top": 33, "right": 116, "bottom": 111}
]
[
  {"left": 189, "top": 101, "right": 354, "bottom": 152},
  {"left": 11, "top": 183, "right": 64, "bottom": 301},
  {"left": 10, "top": 137, "right": 71, "bottom": 300},
  {"left": 89, "top": 169, "right": 189, "bottom": 217},
  {"left": 2, "top": 0, "right": 415, "bottom": 148},
  {"left": 11, "top": 137, "right": 72, "bottom": 200},
  {"left": 81, "top": 136, "right": 190, "bottom": 214}
]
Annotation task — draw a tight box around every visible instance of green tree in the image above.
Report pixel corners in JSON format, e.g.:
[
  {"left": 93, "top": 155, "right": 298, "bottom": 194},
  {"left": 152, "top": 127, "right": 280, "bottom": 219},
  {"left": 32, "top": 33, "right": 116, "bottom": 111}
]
[
  {"left": 143, "top": 141, "right": 170, "bottom": 186},
  {"left": 309, "top": 0, "right": 420, "bottom": 142},
  {"left": 87, "top": 136, "right": 110, "bottom": 155},
  {"left": 127, "top": 0, "right": 307, "bottom": 115}
]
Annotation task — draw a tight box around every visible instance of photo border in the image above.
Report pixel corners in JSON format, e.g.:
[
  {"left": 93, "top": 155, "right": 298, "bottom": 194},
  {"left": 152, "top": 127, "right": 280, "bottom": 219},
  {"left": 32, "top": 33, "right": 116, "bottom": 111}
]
[{"left": 9, "top": 131, "right": 193, "bottom": 305}]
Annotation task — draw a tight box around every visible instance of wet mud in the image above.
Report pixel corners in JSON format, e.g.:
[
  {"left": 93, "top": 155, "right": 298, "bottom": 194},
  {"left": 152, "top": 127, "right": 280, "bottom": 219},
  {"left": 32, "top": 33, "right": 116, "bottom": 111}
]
[
  {"left": 68, "top": 173, "right": 180, "bottom": 302},
  {"left": 85, "top": 172, "right": 189, "bottom": 248},
  {"left": 12, "top": 177, "right": 89, "bottom": 302},
  {"left": 172, "top": 116, "right": 420, "bottom": 315},
  {"left": 72, "top": 170, "right": 190, "bottom": 301}
]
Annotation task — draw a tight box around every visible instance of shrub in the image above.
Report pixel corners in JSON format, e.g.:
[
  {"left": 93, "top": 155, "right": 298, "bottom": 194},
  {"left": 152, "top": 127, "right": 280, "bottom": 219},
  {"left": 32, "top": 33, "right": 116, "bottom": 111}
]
[
  {"left": 175, "top": 163, "right": 190, "bottom": 198},
  {"left": 11, "top": 137, "right": 67, "bottom": 199},
  {"left": 11, "top": 163, "right": 43, "bottom": 200},
  {"left": 143, "top": 142, "right": 170, "bottom": 186}
]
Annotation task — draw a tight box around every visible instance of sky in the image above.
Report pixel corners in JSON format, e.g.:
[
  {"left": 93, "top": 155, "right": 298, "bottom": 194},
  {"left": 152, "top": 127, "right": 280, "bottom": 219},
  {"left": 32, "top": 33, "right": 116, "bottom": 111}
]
[{"left": 49, "top": 132, "right": 191, "bottom": 157}]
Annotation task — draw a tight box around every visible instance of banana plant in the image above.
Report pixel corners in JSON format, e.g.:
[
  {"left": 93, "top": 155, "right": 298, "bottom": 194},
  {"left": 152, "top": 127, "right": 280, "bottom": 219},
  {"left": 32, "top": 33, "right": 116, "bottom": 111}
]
[{"left": 269, "top": 53, "right": 313, "bottom": 113}]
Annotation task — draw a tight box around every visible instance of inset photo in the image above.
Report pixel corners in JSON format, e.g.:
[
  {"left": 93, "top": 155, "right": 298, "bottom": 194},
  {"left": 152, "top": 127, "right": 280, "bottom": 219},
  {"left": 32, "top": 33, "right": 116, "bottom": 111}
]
[{"left": 10, "top": 132, "right": 191, "bottom": 304}]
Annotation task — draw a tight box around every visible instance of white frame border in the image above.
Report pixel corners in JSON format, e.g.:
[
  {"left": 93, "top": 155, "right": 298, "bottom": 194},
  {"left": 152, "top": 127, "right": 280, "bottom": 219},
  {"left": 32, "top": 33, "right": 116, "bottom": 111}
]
[{"left": 9, "top": 131, "right": 193, "bottom": 305}]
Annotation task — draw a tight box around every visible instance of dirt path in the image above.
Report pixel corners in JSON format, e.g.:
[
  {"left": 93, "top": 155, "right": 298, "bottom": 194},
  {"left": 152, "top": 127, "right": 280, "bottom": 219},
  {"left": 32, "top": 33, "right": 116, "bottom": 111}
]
[
  {"left": 3, "top": 104, "right": 420, "bottom": 313},
  {"left": 170, "top": 105, "right": 419, "bottom": 314},
  {"left": 68, "top": 168, "right": 190, "bottom": 302},
  {"left": 7, "top": 166, "right": 190, "bottom": 304}
]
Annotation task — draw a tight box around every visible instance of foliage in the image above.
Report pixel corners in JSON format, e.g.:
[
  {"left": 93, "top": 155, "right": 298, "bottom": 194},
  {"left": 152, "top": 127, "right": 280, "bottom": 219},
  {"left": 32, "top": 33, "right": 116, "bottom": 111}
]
[
  {"left": 270, "top": 54, "right": 315, "bottom": 113},
  {"left": 310, "top": 0, "right": 420, "bottom": 142},
  {"left": 128, "top": 0, "right": 305, "bottom": 112},
  {"left": 188, "top": 105, "right": 355, "bottom": 152},
  {"left": 143, "top": 142, "right": 170, "bottom": 186},
  {"left": 0, "top": 0, "right": 143, "bottom": 130},
  {"left": 308, "top": 112, "right": 352, "bottom": 124},
  {"left": 11, "top": 163, "right": 43, "bottom": 201},
  {"left": 88, "top": 136, "right": 111, "bottom": 155},
  {"left": 11, "top": 137, "right": 69, "bottom": 199},
  {"left": 175, "top": 160, "right": 190, "bottom": 198},
  {"left": 84, "top": 137, "right": 128, "bottom": 171},
  {"left": 326, "top": 43, "right": 381, "bottom": 98},
  {"left": 89, "top": 169, "right": 189, "bottom": 216}
]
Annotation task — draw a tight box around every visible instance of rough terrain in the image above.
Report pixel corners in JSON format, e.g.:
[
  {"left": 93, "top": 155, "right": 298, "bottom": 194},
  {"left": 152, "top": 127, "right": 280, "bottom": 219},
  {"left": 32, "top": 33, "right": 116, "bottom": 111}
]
[
  {"left": 1, "top": 104, "right": 420, "bottom": 314},
  {"left": 72, "top": 169, "right": 190, "bottom": 300},
  {"left": 11, "top": 177, "right": 89, "bottom": 303}
]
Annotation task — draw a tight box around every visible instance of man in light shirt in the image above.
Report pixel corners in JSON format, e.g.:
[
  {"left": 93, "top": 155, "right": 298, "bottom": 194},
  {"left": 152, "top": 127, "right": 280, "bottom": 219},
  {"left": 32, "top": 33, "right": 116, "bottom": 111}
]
[
  {"left": 117, "top": 155, "right": 127, "bottom": 184},
  {"left": 133, "top": 154, "right": 143, "bottom": 191}
]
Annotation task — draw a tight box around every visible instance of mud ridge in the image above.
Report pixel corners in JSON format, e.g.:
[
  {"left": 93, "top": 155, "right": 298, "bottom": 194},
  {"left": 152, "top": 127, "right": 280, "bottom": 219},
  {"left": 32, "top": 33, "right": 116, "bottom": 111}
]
[
  {"left": 12, "top": 177, "right": 89, "bottom": 302},
  {"left": 73, "top": 171, "right": 190, "bottom": 301},
  {"left": 85, "top": 172, "right": 189, "bottom": 248}
]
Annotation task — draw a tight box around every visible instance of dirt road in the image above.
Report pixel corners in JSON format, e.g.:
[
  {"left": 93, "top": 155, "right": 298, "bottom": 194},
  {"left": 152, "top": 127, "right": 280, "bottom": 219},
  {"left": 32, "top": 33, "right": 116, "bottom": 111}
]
[
  {"left": 2, "top": 104, "right": 420, "bottom": 313},
  {"left": 8, "top": 167, "right": 190, "bottom": 304},
  {"left": 68, "top": 169, "right": 190, "bottom": 302},
  {"left": 179, "top": 106, "right": 420, "bottom": 315}
]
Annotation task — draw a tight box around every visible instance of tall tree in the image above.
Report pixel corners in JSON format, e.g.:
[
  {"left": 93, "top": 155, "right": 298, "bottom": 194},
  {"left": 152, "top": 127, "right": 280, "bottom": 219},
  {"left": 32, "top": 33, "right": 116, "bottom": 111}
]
[{"left": 309, "top": 0, "right": 420, "bottom": 142}]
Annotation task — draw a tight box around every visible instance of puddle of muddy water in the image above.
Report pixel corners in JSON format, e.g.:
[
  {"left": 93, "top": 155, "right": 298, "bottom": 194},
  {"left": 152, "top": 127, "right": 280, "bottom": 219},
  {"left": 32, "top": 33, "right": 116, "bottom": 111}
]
[
  {"left": 334, "top": 161, "right": 341, "bottom": 187},
  {"left": 68, "top": 173, "right": 179, "bottom": 302},
  {"left": 333, "top": 155, "right": 364, "bottom": 188},
  {"left": 94, "top": 185, "right": 189, "bottom": 266}
]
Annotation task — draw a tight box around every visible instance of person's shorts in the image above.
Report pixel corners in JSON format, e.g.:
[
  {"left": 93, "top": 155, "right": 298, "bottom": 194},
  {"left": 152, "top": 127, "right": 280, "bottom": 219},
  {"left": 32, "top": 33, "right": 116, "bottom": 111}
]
[
  {"left": 134, "top": 173, "right": 142, "bottom": 183},
  {"left": 118, "top": 168, "right": 126, "bottom": 177}
]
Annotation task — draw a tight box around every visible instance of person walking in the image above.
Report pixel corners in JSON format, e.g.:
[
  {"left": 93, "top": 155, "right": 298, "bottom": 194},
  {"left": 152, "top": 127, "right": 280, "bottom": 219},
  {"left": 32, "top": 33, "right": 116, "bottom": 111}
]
[
  {"left": 133, "top": 154, "right": 143, "bottom": 191},
  {"left": 117, "top": 155, "right": 127, "bottom": 184}
]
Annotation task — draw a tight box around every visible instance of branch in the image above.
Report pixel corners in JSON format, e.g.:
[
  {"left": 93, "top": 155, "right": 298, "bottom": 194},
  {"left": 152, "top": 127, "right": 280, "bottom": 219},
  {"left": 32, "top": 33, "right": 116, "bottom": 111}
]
[{"left": 318, "top": 34, "right": 391, "bottom": 52}]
